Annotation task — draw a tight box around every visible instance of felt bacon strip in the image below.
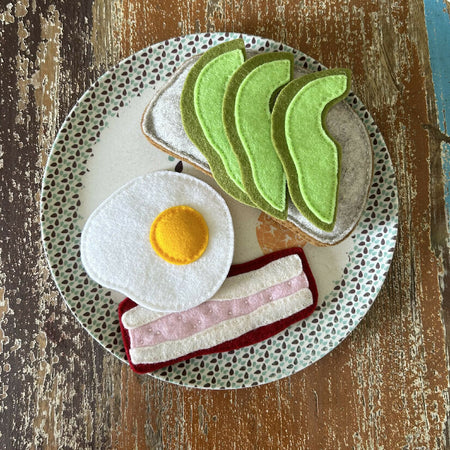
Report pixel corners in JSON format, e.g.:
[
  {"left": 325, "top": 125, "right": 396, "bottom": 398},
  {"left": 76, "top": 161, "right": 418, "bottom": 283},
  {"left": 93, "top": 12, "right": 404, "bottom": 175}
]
[{"left": 119, "top": 248, "right": 318, "bottom": 374}]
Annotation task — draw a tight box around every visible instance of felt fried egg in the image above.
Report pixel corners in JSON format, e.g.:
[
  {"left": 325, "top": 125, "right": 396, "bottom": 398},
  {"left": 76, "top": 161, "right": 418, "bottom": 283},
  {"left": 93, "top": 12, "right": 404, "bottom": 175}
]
[{"left": 81, "top": 171, "right": 234, "bottom": 312}]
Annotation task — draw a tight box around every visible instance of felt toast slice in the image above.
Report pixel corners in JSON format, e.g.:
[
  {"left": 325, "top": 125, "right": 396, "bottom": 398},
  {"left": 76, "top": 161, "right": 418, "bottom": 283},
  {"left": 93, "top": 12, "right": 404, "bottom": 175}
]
[
  {"left": 119, "top": 248, "right": 318, "bottom": 373},
  {"left": 141, "top": 51, "right": 373, "bottom": 246}
]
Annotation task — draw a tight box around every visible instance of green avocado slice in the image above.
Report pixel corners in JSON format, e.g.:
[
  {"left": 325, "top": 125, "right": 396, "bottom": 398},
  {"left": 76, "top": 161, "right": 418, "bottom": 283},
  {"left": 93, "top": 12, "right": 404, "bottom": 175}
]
[
  {"left": 223, "top": 52, "right": 294, "bottom": 220},
  {"left": 194, "top": 49, "right": 245, "bottom": 189},
  {"left": 271, "top": 68, "right": 351, "bottom": 230},
  {"left": 180, "top": 39, "right": 253, "bottom": 206}
]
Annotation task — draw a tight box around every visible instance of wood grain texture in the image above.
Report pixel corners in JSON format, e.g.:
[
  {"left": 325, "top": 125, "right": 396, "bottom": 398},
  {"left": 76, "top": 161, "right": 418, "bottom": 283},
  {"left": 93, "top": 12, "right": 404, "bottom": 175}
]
[{"left": 0, "top": 0, "right": 448, "bottom": 448}]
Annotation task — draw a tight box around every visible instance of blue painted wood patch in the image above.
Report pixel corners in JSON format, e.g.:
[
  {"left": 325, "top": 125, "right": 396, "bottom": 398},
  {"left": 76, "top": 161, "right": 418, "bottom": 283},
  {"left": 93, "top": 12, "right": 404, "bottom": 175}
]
[{"left": 424, "top": 0, "right": 450, "bottom": 229}]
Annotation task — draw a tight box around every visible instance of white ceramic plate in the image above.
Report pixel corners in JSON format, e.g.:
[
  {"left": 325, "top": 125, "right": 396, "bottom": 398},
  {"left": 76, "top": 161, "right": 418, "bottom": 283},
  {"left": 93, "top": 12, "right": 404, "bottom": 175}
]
[{"left": 41, "top": 32, "right": 398, "bottom": 389}]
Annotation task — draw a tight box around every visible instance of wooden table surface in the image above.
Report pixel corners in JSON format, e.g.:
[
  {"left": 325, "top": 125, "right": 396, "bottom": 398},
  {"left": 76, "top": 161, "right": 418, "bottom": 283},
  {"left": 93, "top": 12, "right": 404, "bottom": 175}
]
[{"left": 1, "top": 0, "right": 449, "bottom": 448}]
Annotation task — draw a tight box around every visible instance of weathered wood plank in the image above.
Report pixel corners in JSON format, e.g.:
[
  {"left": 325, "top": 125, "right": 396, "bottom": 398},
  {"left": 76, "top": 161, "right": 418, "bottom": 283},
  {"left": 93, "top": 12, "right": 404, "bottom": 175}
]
[
  {"left": 0, "top": 0, "right": 448, "bottom": 448},
  {"left": 1, "top": 1, "right": 110, "bottom": 448},
  {"left": 423, "top": 0, "right": 450, "bottom": 227}
]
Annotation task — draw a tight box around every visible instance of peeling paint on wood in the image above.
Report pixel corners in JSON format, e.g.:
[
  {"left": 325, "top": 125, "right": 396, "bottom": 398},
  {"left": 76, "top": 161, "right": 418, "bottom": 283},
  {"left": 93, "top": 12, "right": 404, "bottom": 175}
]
[{"left": 0, "top": 0, "right": 449, "bottom": 448}]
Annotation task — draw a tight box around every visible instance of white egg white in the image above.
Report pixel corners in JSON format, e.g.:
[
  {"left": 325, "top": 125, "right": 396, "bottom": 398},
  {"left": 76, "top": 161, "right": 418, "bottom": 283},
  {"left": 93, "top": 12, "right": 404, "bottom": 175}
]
[{"left": 81, "top": 171, "right": 234, "bottom": 312}]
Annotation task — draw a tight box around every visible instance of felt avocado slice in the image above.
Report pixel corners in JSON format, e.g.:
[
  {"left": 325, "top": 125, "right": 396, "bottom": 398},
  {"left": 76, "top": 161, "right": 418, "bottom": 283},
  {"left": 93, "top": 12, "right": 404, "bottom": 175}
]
[
  {"left": 194, "top": 49, "right": 245, "bottom": 189},
  {"left": 271, "top": 68, "right": 351, "bottom": 231},
  {"left": 180, "top": 39, "right": 254, "bottom": 206},
  {"left": 223, "top": 52, "right": 294, "bottom": 220}
]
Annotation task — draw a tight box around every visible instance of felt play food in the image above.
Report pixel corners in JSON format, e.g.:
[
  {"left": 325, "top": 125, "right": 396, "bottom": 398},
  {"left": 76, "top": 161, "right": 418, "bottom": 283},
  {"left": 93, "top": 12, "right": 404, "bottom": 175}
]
[
  {"left": 80, "top": 171, "right": 234, "bottom": 312},
  {"left": 119, "top": 247, "right": 318, "bottom": 373},
  {"left": 180, "top": 39, "right": 253, "bottom": 206},
  {"left": 222, "top": 52, "right": 293, "bottom": 220},
  {"left": 272, "top": 69, "right": 351, "bottom": 231},
  {"left": 141, "top": 40, "right": 373, "bottom": 246}
]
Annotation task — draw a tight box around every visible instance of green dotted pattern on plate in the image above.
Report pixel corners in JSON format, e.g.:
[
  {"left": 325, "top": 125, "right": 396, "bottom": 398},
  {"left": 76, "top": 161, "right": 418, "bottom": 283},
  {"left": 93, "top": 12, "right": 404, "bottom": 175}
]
[{"left": 41, "top": 33, "right": 398, "bottom": 389}]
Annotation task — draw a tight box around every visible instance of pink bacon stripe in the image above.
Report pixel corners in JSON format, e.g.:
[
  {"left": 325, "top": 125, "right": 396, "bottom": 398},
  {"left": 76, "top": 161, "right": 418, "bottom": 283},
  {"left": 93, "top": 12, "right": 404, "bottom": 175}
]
[{"left": 129, "top": 272, "right": 309, "bottom": 349}]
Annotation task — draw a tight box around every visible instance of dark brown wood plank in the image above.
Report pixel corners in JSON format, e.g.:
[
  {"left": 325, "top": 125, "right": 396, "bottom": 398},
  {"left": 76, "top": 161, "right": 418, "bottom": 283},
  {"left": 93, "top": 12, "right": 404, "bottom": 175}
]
[{"left": 0, "top": 1, "right": 109, "bottom": 448}]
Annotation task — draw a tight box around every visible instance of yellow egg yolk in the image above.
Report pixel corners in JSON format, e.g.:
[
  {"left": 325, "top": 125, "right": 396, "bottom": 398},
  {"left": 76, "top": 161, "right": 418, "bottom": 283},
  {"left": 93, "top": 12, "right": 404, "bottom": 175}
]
[{"left": 150, "top": 206, "right": 209, "bottom": 265}]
